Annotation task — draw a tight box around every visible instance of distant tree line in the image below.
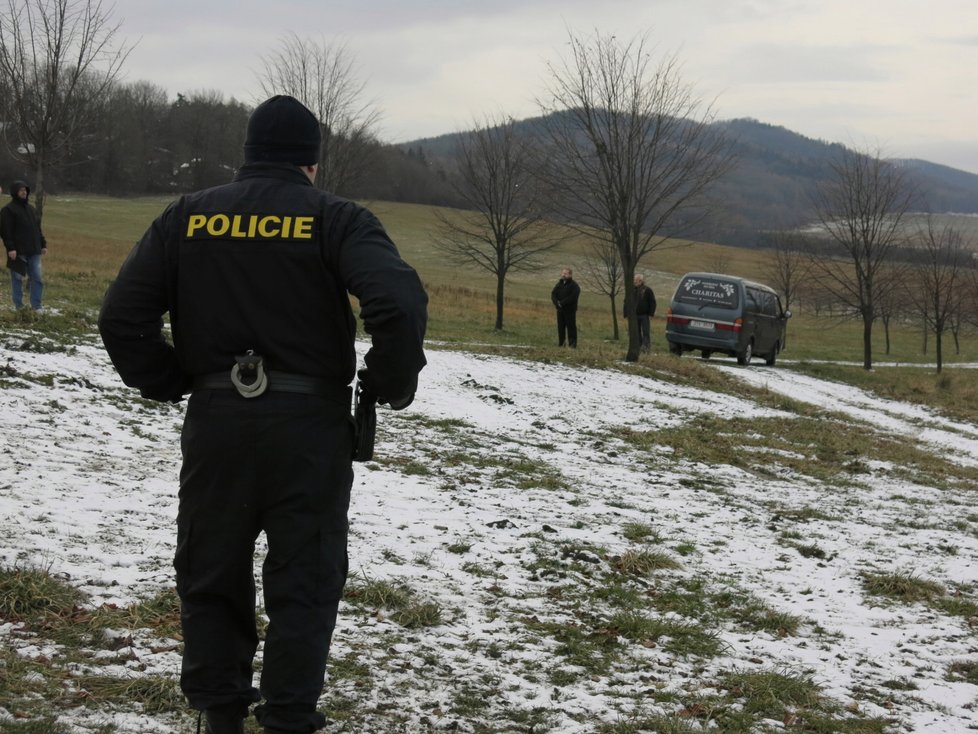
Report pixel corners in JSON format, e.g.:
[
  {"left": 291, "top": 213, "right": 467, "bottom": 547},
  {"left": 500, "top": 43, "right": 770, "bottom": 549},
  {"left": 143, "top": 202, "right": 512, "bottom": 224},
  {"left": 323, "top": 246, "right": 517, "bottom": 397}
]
[{"left": 0, "top": 79, "right": 466, "bottom": 206}]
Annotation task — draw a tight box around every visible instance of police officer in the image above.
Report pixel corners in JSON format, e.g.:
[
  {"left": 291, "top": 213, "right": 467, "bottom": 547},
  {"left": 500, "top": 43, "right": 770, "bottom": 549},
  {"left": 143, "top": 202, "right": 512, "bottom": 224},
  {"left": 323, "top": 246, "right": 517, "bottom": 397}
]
[{"left": 99, "top": 95, "right": 427, "bottom": 734}]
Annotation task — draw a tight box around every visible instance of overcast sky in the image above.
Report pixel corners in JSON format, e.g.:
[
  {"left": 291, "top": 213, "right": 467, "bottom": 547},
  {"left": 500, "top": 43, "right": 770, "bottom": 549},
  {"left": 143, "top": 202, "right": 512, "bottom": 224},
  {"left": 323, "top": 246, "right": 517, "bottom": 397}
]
[{"left": 117, "top": 0, "right": 978, "bottom": 173}]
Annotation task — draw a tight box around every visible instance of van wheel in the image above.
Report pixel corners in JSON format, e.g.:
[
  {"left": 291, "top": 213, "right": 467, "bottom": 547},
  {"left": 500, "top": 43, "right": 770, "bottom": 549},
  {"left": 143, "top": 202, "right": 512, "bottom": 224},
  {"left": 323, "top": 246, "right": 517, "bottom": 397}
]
[
  {"left": 668, "top": 341, "right": 682, "bottom": 356},
  {"left": 736, "top": 340, "right": 753, "bottom": 366},
  {"left": 701, "top": 350, "right": 712, "bottom": 360},
  {"left": 765, "top": 342, "right": 779, "bottom": 366}
]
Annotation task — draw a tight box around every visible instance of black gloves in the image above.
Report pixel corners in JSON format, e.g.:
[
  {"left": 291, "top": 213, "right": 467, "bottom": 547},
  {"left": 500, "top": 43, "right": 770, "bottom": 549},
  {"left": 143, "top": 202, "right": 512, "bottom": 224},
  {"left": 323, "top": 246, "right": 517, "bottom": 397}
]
[{"left": 356, "top": 369, "right": 414, "bottom": 411}]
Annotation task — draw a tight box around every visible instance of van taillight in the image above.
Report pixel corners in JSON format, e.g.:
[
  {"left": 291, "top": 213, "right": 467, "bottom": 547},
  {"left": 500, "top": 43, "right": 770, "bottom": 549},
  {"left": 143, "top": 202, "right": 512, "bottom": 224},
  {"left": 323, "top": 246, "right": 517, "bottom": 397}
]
[
  {"left": 666, "top": 308, "right": 690, "bottom": 326},
  {"left": 716, "top": 318, "right": 743, "bottom": 332}
]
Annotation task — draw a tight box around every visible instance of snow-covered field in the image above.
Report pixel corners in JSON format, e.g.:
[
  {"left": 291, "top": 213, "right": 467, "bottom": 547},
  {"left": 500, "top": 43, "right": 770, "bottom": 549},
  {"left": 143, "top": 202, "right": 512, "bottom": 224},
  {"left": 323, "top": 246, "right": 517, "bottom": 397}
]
[{"left": 3, "top": 330, "right": 978, "bottom": 733}]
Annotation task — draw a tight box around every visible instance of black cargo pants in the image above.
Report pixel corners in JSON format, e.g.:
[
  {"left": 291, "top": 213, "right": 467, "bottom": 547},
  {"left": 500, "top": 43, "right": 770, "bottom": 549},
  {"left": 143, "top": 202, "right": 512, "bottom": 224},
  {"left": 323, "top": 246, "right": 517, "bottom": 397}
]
[
  {"left": 556, "top": 308, "right": 577, "bottom": 347},
  {"left": 175, "top": 387, "right": 353, "bottom": 732}
]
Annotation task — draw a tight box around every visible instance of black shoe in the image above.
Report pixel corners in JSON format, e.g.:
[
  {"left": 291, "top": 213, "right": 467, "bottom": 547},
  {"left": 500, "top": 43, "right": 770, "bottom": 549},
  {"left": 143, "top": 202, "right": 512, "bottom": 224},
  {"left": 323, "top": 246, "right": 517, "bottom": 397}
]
[{"left": 204, "top": 706, "right": 247, "bottom": 734}]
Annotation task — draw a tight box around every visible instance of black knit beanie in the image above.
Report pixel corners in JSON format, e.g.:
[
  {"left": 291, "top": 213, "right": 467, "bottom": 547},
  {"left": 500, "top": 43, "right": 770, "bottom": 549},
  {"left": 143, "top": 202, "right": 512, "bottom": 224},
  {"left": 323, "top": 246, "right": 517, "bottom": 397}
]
[{"left": 243, "top": 95, "right": 321, "bottom": 165}]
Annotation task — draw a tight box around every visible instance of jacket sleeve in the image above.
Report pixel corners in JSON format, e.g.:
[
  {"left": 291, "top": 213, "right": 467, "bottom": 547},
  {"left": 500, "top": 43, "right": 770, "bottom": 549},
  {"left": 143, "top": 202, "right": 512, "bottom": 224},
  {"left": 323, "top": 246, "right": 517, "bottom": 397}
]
[
  {"left": 336, "top": 206, "right": 427, "bottom": 404},
  {"left": 649, "top": 289, "right": 657, "bottom": 316},
  {"left": 0, "top": 208, "right": 11, "bottom": 250},
  {"left": 98, "top": 205, "right": 190, "bottom": 402}
]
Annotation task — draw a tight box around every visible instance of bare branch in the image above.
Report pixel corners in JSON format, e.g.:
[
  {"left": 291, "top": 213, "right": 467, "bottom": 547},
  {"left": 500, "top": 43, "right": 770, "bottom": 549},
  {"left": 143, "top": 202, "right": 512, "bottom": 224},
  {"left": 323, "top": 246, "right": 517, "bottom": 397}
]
[{"left": 256, "top": 33, "right": 380, "bottom": 195}]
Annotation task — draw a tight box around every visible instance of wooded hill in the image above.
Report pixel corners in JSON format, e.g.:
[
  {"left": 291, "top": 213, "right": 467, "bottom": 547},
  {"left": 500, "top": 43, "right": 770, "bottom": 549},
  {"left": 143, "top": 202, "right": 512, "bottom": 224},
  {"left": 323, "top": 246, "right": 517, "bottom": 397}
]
[{"left": 391, "top": 117, "right": 978, "bottom": 248}]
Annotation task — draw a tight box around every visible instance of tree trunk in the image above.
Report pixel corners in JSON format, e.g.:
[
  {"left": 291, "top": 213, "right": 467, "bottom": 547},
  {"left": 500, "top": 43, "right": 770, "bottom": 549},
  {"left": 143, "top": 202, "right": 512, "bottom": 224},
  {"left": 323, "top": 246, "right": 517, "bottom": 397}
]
[
  {"left": 494, "top": 272, "right": 505, "bottom": 331},
  {"left": 936, "top": 330, "right": 943, "bottom": 373},
  {"left": 882, "top": 316, "right": 891, "bottom": 355},
  {"left": 862, "top": 313, "right": 873, "bottom": 370},
  {"left": 34, "top": 158, "right": 46, "bottom": 219},
  {"left": 623, "top": 316, "right": 640, "bottom": 361},
  {"left": 621, "top": 268, "right": 640, "bottom": 361},
  {"left": 610, "top": 295, "right": 619, "bottom": 340}
]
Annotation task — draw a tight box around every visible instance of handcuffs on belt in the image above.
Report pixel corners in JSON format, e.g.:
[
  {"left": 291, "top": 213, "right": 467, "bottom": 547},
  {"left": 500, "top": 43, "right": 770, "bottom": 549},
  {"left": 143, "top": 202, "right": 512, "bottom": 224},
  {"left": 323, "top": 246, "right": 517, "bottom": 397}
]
[{"left": 230, "top": 350, "right": 268, "bottom": 398}]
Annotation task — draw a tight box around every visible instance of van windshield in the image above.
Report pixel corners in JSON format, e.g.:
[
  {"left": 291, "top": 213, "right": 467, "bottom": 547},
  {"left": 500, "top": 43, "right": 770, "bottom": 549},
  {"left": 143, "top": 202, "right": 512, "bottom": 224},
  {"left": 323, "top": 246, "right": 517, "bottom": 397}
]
[{"left": 675, "top": 277, "right": 739, "bottom": 309}]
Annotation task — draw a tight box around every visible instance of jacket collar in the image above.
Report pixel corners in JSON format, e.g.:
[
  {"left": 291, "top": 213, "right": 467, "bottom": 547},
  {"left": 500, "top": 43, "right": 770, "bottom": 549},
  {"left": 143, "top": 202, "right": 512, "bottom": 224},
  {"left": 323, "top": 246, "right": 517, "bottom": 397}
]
[{"left": 234, "top": 162, "right": 315, "bottom": 187}]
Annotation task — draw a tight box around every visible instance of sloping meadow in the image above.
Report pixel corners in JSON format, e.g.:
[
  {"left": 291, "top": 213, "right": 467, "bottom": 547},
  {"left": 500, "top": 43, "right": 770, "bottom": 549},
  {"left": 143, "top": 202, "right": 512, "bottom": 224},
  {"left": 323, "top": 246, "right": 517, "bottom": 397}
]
[{"left": 2, "top": 329, "right": 978, "bottom": 733}]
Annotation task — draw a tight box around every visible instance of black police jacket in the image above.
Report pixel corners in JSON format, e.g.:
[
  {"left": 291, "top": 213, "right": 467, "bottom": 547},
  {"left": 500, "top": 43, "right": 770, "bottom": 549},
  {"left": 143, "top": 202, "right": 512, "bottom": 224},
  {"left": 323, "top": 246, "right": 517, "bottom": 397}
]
[{"left": 98, "top": 163, "right": 428, "bottom": 403}]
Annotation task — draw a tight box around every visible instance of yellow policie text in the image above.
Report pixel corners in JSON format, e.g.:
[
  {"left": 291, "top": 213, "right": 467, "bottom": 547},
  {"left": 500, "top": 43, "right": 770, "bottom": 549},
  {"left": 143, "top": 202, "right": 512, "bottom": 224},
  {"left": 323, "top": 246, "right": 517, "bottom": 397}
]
[{"left": 185, "top": 213, "right": 317, "bottom": 241}]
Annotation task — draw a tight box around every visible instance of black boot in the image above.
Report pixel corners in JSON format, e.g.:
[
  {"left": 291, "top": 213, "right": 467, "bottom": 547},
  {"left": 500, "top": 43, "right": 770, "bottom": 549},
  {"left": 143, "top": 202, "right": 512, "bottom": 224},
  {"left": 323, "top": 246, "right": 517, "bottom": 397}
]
[{"left": 203, "top": 704, "right": 247, "bottom": 734}]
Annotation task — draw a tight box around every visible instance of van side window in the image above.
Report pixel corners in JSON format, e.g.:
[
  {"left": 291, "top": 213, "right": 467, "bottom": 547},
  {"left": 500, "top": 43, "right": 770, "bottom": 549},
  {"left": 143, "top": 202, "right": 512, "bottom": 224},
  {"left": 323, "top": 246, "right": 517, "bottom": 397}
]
[
  {"left": 762, "top": 292, "right": 777, "bottom": 316},
  {"left": 745, "top": 288, "right": 760, "bottom": 313}
]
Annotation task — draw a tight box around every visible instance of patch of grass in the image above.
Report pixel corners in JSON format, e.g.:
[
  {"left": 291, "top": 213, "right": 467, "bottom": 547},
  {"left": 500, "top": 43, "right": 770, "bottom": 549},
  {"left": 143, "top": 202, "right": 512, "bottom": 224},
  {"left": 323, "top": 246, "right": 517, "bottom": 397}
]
[
  {"left": 379, "top": 456, "right": 432, "bottom": 476},
  {"left": 947, "top": 660, "right": 978, "bottom": 685},
  {"left": 861, "top": 571, "right": 945, "bottom": 604},
  {"left": 607, "top": 612, "right": 724, "bottom": 658},
  {"left": 0, "top": 564, "right": 84, "bottom": 626},
  {"left": 934, "top": 595, "right": 978, "bottom": 621},
  {"left": 68, "top": 672, "right": 184, "bottom": 713},
  {"left": 392, "top": 601, "right": 443, "bottom": 629},
  {"left": 772, "top": 505, "right": 836, "bottom": 523},
  {"left": 343, "top": 576, "right": 442, "bottom": 628},
  {"left": 609, "top": 549, "right": 682, "bottom": 576},
  {"left": 730, "top": 599, "right": 803, "bottom": 638},
  {"left": 620, "top": 412, "right": 978, "bottom": 489},
  {"left": 527, "top": 617, "right": 622, "bottom": 676},
  {"left": 344, "top": 577, "right": 413, "bottom": 610},
  {"left": 596, "top": 711, "right": 704, "bottom": 733},
  {"left": 721, "top": 667, "right": 823, "bottom": 718}
]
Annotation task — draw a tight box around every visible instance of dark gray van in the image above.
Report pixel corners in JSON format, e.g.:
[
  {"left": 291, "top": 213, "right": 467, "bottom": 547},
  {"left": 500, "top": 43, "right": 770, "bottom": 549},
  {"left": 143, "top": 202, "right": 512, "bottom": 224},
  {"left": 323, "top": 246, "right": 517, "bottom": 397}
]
[{"left": 665, "top": 272, "right": 790, "bottom": 366}]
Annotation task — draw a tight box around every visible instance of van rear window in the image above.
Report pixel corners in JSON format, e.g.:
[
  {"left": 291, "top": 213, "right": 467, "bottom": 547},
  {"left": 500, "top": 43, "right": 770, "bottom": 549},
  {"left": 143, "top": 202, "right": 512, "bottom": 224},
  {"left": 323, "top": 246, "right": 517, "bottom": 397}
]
[{"left": 675, "top": 277, "right": 739, "bottom": 309}]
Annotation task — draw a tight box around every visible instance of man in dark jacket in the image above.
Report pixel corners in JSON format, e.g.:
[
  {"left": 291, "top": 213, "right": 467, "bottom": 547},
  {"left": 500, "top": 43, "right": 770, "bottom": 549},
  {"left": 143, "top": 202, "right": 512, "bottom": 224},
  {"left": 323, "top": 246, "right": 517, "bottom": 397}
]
[
  {"left": 551, "top": 267, "right": 581, "bottom": 347},
  {"left": 1, "top": 181, "right": 47, "bottom": 310},
  {"left": 629, "top": 274, "right": 657, "bottom": 352},
  {"left": 99, "top": 96, "right": 428, "bottom": 734}
]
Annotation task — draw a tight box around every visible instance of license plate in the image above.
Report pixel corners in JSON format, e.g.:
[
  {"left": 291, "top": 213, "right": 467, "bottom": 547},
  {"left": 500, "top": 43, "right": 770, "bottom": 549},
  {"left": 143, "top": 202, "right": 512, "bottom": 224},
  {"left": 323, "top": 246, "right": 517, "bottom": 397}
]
[{"left": 690, "top": 319, "right": 714, "bottom": 330}]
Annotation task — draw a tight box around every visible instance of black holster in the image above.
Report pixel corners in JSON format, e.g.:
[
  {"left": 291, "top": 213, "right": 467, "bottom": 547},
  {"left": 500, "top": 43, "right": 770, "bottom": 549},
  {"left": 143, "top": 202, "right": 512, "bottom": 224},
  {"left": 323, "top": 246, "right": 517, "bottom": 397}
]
[{"left": 352, "top": 381, "right": 377, "bottom": 462}]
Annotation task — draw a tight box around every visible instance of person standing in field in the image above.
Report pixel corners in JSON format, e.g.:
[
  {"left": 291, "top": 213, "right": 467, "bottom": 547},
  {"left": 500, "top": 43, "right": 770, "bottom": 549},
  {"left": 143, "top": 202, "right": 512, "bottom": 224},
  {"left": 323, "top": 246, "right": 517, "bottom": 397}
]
[
  {"left": 551, "top": 266, "right": 581, "bottom": 347},
  {"left": 2, "top": 181, "right": 47, "bottom": 311},
  {"left": 98, "top": 95, "right": 428, "bottom": 734},
  {"left": 630, "top": 274, "right": 657, "bottom": 352}
]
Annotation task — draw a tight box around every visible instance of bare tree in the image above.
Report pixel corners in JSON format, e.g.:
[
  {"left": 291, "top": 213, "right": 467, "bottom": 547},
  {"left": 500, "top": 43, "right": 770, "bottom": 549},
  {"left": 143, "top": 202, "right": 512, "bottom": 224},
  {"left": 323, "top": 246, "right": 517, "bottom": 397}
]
[
  {"left": 0, "top": 0, "right": 131, "bottom": 215},
  {"left": 762, "top": 230, "right": 810, "bottom": 312},
  {"left": 536, "top": 30, "right": 736, "bottom": 361},
  {"left": 876, "top": 264, "right": 907, "bottom": 355},
  {"left": 256, "top": 33, "right": 379, "bottom": 195},
  {"left": 809, "top": 146, "right": 916, "bottom": 370},
  {"left": 434, "top": 115, "right": 558, "bottom": 330},
  {"left": 580, "top": 237, "right": 623, "bottom": 340},
  {"left": 905, "top": 216, "right": 969, "bottom": 372}
]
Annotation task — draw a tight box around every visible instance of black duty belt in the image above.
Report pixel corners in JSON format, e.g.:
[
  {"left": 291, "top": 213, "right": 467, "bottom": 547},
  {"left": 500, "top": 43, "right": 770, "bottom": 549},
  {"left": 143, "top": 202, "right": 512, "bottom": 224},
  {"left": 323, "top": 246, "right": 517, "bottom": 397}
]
[{"left": 193, "top": 371, "right": 350, "bottom": 401}]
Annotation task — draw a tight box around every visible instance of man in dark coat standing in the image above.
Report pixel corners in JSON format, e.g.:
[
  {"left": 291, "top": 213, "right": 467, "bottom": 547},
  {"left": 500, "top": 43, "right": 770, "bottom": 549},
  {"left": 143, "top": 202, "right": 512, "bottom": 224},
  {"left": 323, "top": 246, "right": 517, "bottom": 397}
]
[
  {"left": 1, "top": 181, "right": 48, "bottom": 310},
  {"left": 551, "top": 266, "right": 581, "bottom": 347},
  {"left": 630, "top": 273, "right": 657, "bottom": 352},
  {"left": 99, "top": 96, "right": 427, "bottom": 734}
]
